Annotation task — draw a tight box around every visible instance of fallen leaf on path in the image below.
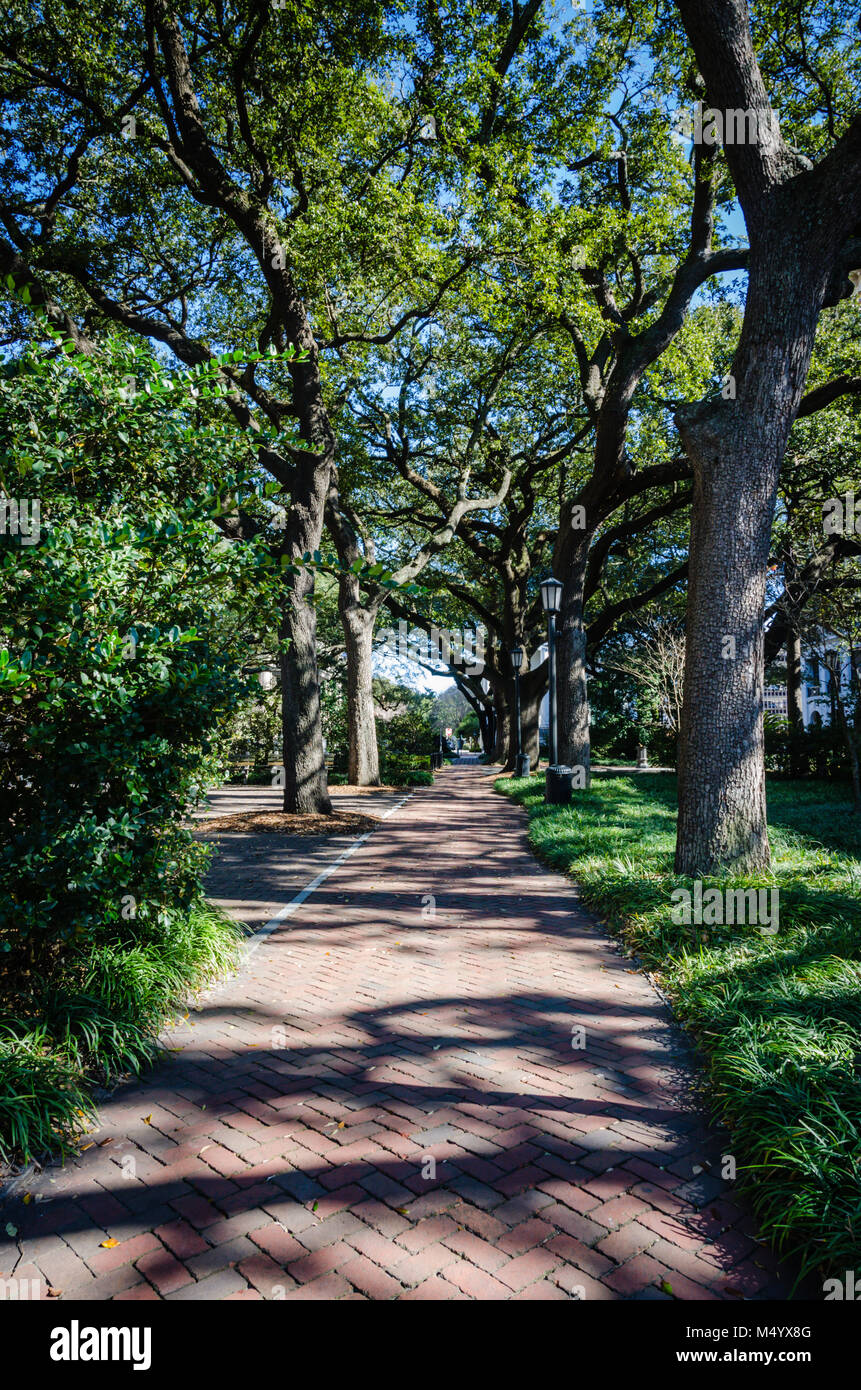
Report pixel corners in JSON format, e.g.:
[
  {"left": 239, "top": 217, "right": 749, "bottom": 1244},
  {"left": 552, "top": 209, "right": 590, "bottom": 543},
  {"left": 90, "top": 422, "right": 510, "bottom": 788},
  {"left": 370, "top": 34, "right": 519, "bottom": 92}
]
[
  {"left": 142, "top": 1115, "right": 152, "bottom": 1125},
  {"left": 99, "top": 1238, "right": 119, "bottom": 1249},
  {"left": 47, "top": 1287, "right": 62, "bottom": 1298}
]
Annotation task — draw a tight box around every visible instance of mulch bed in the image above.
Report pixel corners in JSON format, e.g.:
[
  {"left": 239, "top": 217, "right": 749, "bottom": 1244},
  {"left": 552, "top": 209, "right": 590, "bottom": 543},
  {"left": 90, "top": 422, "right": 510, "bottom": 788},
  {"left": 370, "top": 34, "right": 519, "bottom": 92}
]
[
  {"left": 329, "top": 784, "right": 407, "bottom": 795},
  {"left": 197, "top": 810, "right": 380, "bottom": 837}
]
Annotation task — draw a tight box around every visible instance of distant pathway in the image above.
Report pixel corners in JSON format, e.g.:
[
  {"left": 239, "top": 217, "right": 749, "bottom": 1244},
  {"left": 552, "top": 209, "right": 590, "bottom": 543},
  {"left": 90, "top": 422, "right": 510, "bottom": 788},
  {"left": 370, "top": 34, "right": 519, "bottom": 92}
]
[{"left": 0, "top": 767, "right": 803, "bottom": 1300}]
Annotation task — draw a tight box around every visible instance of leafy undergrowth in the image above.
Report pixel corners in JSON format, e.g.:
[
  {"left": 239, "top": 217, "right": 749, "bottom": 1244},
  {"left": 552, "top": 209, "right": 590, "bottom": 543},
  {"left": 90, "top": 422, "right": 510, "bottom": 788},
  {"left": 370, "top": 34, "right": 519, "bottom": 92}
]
[
  {"left": 498, "top": 770, "right": 861, "bottom": 1285},
  {"left": 0, "top": 901, "right": 241, "bottom": 1166}
]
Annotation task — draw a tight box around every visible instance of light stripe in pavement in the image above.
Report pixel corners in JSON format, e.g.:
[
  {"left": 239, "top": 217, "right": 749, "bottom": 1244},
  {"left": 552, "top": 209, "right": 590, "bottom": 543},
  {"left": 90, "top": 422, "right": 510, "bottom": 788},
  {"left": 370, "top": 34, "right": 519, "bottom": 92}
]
[{"left": 242, "top": 792, "right": 413, "bottom": 959}]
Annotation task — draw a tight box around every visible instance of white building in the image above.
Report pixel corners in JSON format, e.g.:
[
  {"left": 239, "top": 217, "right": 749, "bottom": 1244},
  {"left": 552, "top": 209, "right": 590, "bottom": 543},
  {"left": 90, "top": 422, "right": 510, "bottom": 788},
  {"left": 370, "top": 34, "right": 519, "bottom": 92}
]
[
  {"left": 784, "top": 644, "right": 858, "bottom": 727},
  {"left": 533, "top": 643, "right": 551, "bottom": 734},
  {"left": 533, "top": 641, "right": 857, "bottom": 732}
]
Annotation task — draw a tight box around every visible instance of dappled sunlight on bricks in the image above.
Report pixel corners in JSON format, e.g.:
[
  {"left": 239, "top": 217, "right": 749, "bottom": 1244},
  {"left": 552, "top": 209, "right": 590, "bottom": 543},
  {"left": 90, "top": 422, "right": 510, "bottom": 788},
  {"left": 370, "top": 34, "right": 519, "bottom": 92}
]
[{"left": 0, "top": 767, "right": 810, "bottom": 1301}]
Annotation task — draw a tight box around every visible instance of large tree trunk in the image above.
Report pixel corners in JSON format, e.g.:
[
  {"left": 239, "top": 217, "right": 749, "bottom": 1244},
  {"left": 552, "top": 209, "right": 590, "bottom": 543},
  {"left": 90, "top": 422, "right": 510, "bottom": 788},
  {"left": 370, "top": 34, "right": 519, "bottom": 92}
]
[
  {"left": 328, "top": 491, "right": 381, "bottom": 788},
  {"left": 671, "top": 0, "right": 861, "bottom": 872},
  {"left": 491, "top": 688, "right": 511, "bottom": 766},
  {"left": 276, "top": 308, "right": 336, "bottom": 815},
  {"left": 787, "top": 627, "right": 804, "bottom": 729},
  {"left": 501, "top": 694, "right": 516, "bottom": 772},
  {"left": 460, "top": 687, "right": 494, "bottom": 756},
  {"left": 280, "top": 567, "right": 332, "bottom": 815},
  {"left": 558, "top": 541, "right": 592, "bottom": 778},
  {"left": 516, "top": 661, "right": 546, "bottom": 767},
  {"left": 477, "top": 706, "right": 493, "bottom": 756},
  {"left": 674, "top": 443, "right": 773, "bottom": 872},
  {"left": 341, "top": 598, "right": 380, "bottom": 786},
  {"left": 674, "top": 251, "right": 823, "bottom": 874},
  {"left": 520, "top": 680, "right": 542, "bottom": 768},
  {"left": 786, "top": 624, "right": 805, "bottom": 776}
]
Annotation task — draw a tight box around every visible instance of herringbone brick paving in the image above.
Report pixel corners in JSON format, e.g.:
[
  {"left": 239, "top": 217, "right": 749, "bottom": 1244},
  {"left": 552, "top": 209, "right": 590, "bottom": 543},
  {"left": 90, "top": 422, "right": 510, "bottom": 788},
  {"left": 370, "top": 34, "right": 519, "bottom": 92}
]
[{"left": 0, "top": 766, "right": 804, "bottom": 1300}]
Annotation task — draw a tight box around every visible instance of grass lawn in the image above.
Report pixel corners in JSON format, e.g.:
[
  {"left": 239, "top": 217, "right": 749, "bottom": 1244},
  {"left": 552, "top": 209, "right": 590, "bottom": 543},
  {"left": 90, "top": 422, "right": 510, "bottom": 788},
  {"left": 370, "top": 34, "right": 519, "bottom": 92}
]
[{"left": 498, "top": 770, "right": 861, "bottom": 1283}]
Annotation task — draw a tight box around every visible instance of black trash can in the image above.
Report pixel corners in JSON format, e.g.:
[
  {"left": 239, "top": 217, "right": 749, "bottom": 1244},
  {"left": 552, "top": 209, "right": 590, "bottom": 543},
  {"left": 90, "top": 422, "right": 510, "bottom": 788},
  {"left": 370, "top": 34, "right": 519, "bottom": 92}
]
[{"left": 545, "top": 764, "right": 574, "bottom": 805}]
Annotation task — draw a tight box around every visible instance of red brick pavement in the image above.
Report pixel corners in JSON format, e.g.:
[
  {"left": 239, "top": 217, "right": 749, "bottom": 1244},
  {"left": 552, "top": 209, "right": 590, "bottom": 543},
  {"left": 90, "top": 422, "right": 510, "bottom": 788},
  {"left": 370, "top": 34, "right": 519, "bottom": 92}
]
[{"left": 0, "top": 766, "right": 806, "bottom": 1301}]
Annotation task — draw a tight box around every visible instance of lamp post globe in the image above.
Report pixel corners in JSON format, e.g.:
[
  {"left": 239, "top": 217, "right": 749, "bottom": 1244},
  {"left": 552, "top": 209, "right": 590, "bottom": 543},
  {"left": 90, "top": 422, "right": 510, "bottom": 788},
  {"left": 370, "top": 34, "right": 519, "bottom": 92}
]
[{"left": 540, "top": 577, "right": 563, "bottom": 614}]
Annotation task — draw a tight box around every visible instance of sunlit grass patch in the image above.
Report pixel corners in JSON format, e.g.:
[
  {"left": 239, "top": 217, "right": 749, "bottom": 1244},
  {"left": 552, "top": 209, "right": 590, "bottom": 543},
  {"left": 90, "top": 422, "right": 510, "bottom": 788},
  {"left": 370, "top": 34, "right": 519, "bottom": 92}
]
[{"left": 499, "top": 770, "right": 861, "bottom": 1283}]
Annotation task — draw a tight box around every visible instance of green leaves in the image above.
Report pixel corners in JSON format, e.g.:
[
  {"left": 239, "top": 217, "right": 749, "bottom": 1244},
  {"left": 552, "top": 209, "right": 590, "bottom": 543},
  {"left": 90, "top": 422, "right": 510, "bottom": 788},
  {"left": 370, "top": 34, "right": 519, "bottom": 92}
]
[{"left": 0, "top": 339, "right": 262, "bottom": 1012}]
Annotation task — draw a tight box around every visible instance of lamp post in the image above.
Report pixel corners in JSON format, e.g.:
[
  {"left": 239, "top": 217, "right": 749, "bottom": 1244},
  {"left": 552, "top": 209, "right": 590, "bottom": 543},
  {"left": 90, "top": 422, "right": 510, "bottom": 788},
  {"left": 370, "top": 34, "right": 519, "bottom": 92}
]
[
  {"left": 540, "top": 577, "right": 573, "bottom": 805},
  {"left": 508, "top": 645, "right": 530, "bottom": 778}
]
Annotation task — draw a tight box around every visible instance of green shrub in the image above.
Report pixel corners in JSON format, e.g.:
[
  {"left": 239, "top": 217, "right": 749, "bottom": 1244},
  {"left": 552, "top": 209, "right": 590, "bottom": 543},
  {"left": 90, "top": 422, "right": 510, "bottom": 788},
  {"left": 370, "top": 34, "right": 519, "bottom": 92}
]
[
  {"left": 380, "top": 751, "right": 433, "bottom": 785},
  {"left": 0, "top": 336, "right": 270, "bottom": 1159},
  {"left": 0, "top": 500, "right": 245, "bottom": 979},
  {"left": 764, "top": 713, "right": 858, "bottom": 780},
  {"left": 389, "top": 767, "right": 434, "bottom": 786}
]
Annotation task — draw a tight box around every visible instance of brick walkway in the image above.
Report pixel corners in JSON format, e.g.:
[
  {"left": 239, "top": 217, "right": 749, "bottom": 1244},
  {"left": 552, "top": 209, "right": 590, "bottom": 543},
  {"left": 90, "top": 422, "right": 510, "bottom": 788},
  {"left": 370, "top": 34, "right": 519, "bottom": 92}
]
[{"left": 0, "top": 766, "right": 803, "bottom": 1301}]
